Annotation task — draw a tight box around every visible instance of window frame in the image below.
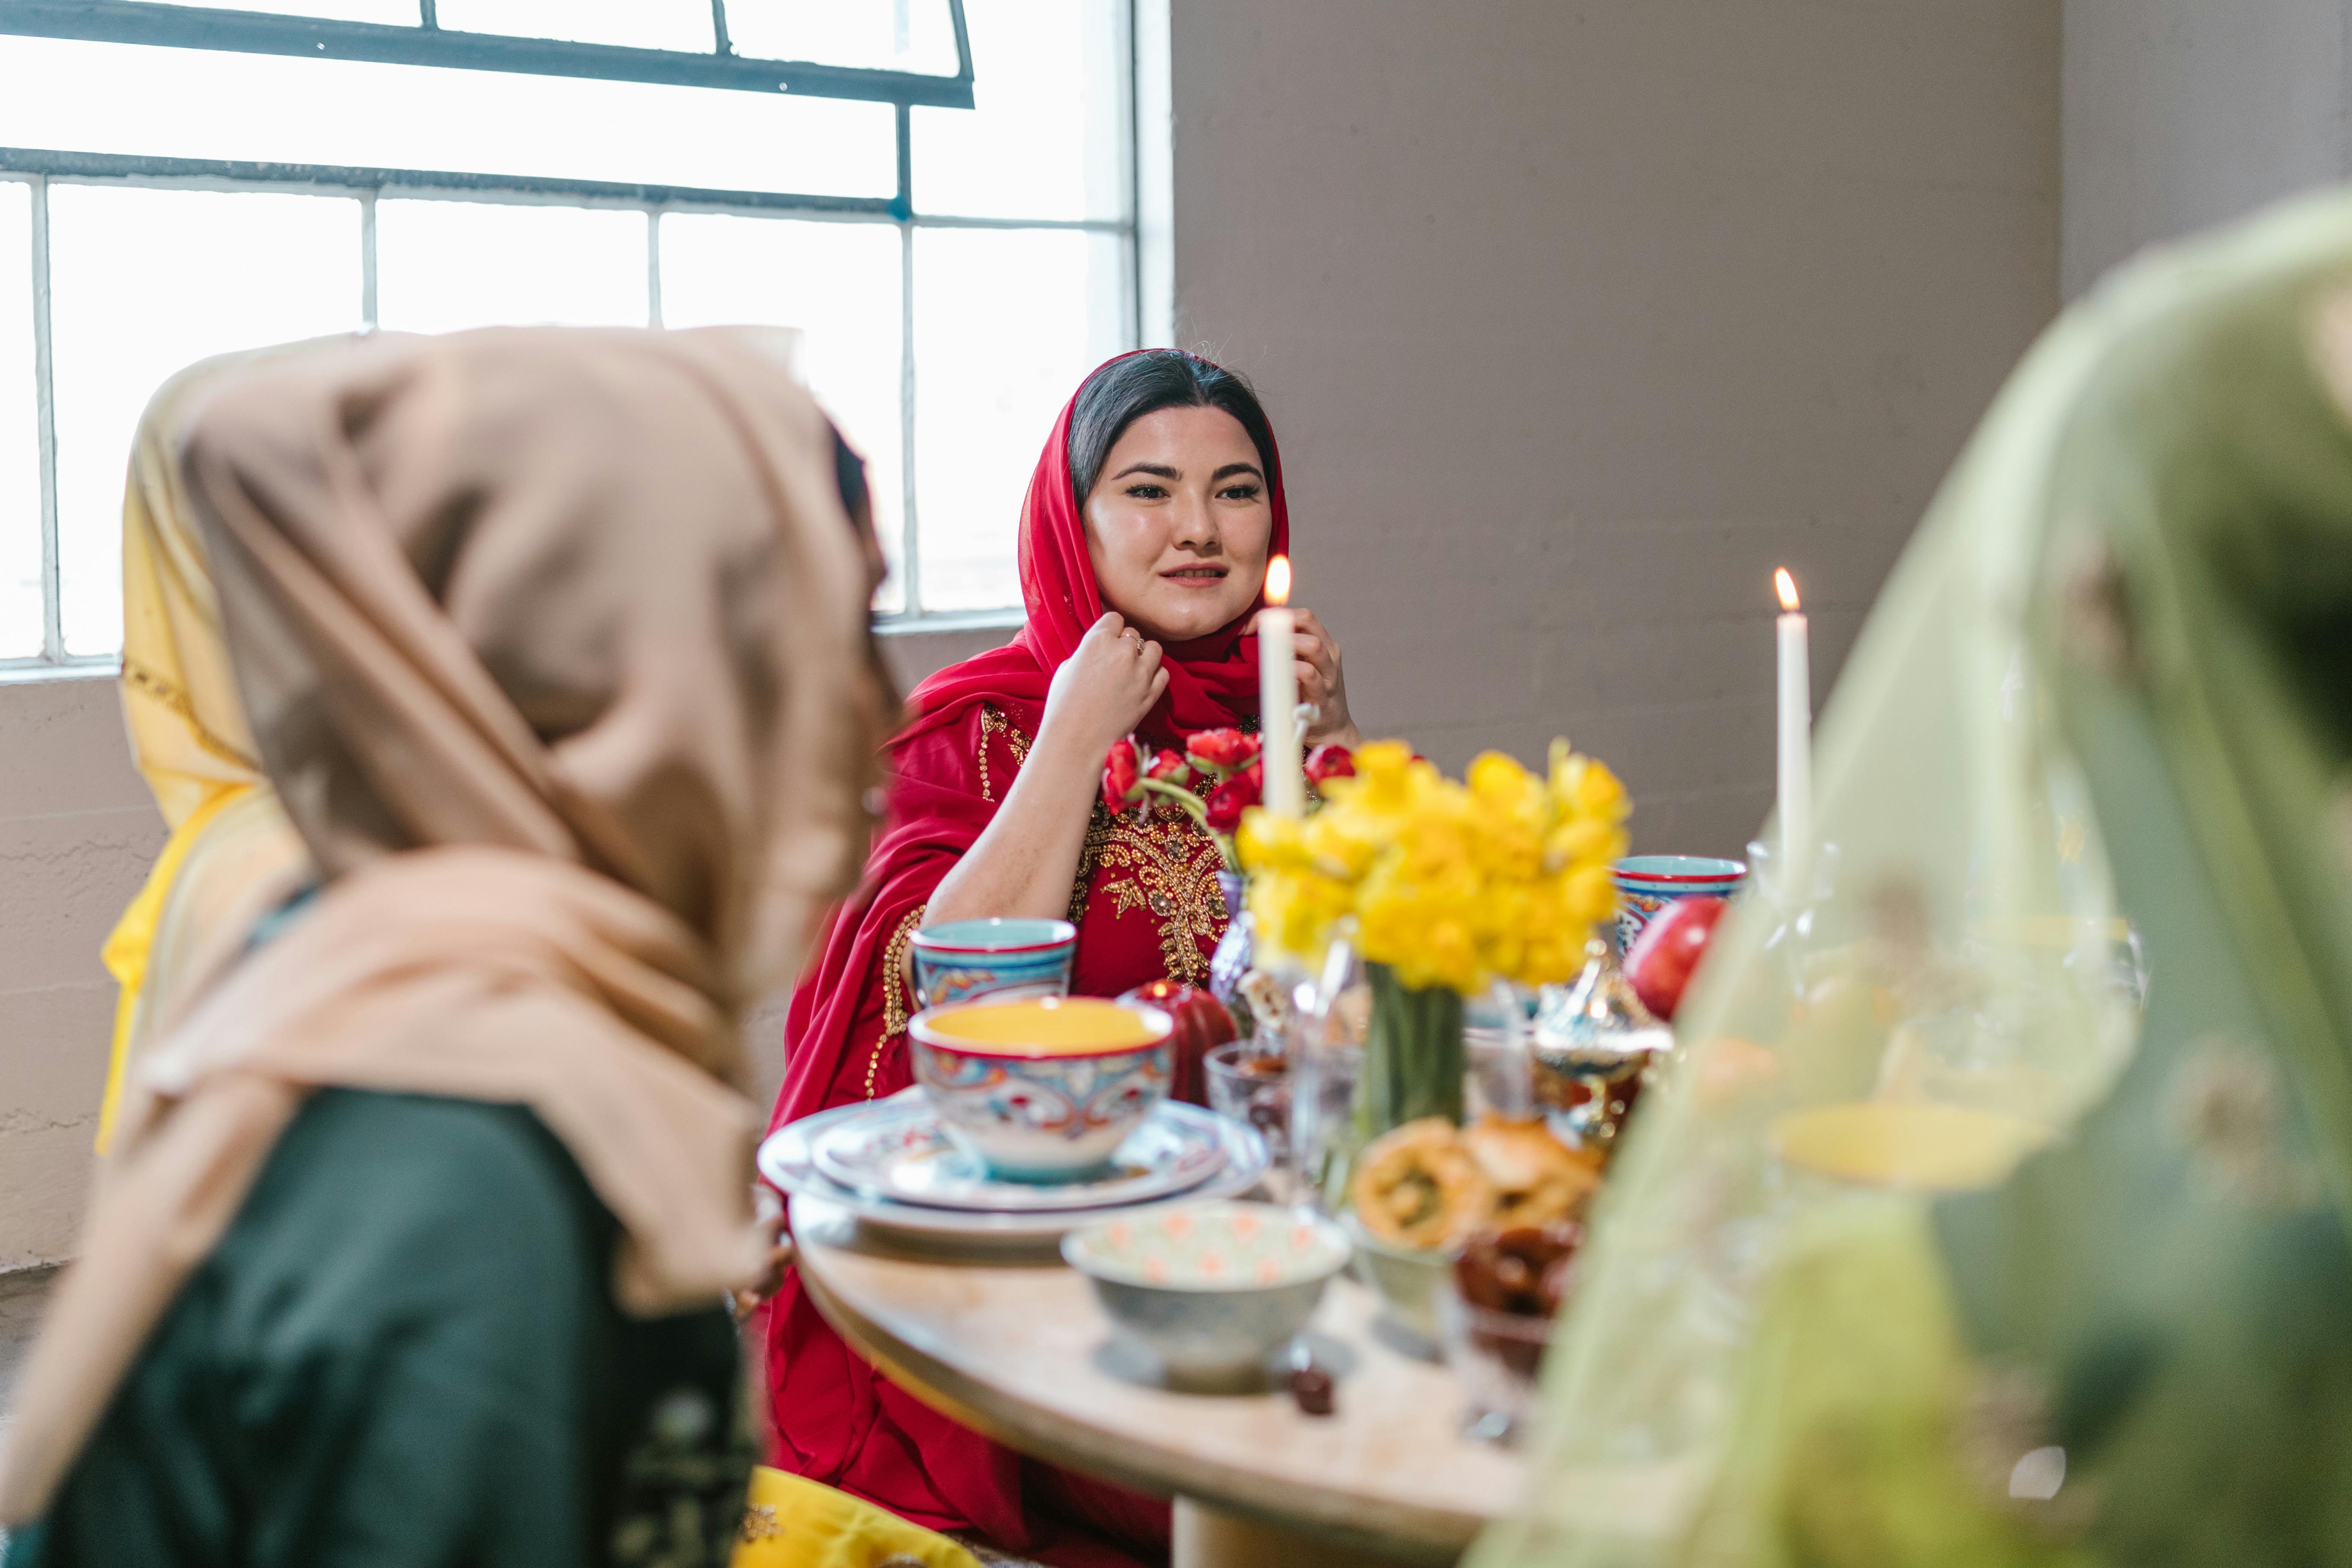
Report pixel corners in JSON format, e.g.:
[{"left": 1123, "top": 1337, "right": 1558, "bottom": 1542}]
[
  {"left": 0, "top": 0, "right": 977, "bottom": 107},
  {"left": 0, "top": 0, "right": 1140, "bottom": 674}
]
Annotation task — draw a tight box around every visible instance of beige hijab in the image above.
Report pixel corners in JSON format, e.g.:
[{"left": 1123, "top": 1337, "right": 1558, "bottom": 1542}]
[
  {"left": 1, "top": 326, "right": 887, "bottom": 1523},
  {"left": 100, "top": 340, "right": 346, "bottom": 1150}
]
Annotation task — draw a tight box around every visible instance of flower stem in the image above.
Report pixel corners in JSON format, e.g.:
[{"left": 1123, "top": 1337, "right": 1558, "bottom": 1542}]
[
  {"left": 1136, "top": 776, "right": 1210, "bottom": 824},
  {"left": 1357, "top": 961, "right": 1465, "bottom": 1138}
]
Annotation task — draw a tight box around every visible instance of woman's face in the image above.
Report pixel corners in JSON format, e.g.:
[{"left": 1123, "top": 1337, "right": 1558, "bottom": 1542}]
[{"left": 1083, "top": 405, "right": 1274, "bottom": 643}]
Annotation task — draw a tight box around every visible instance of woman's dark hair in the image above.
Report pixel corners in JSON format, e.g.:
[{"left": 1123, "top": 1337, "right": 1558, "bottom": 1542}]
[
  {"left": 1067, "top": 350, "right": 1278, "bottom": 507},
  {"left": 830, "top": 422, "right": 871, "bottom": 524}
]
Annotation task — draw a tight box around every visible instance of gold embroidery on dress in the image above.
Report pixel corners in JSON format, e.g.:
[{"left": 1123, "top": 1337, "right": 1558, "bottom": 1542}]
[
  {"left": 976, "top": 704, "right": 1032, "bottom": 803},
  {"left": 737, "top": 1504, "right": 781, "bottom": 1543},
  {"left": 864, "top": 904, "right": 928, "bottom": 1099},
  {"left": 1072, "top": 794, "right": 1228, "bottom": 987}
]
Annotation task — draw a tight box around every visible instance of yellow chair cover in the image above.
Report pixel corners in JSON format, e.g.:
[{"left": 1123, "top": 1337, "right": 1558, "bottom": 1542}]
[{"left": 732, "top": 1466, "right": 982, "bottom": 1568}]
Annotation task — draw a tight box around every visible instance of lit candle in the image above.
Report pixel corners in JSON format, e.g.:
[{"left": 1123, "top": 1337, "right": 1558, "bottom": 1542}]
[
  {"left": 1774, "top": 568, "right": 1812, "bottom": 888},
  {"left": 1259, "top": 555, "right": 1304, "bottom": 818}
]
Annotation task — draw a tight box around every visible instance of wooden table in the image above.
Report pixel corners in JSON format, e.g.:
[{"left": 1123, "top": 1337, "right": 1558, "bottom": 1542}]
[{"left": 791, "top": 1194, "right": 1527, "bottom": 1567}]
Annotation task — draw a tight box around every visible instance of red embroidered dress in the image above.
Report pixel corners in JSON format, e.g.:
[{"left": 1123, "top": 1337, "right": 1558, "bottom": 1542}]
[{"left": 762, "top": 354, "right": 1288, "bottom": 1562}]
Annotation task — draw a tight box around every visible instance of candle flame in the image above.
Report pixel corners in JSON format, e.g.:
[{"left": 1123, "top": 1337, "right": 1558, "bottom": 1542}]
[
  {"left": 1775, "top": 567, "right": 1800, "bottom": 613},
  {"left": 1265, "top": 554, "right": 1292, "bottom": 607}
]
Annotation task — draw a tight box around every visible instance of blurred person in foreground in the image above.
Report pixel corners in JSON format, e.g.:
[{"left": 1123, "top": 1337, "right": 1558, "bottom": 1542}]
[
  {"left": 1473, "top": 188, "right": 2352, "bottom": 1567},
  {"left": 95, "top": 341, "right": 343, "bottom": 1156},
  {"left": 0, "top": 326, "right": 894, "bottom": 1568}
]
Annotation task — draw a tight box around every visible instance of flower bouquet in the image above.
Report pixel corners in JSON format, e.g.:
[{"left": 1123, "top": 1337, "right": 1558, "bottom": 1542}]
[
  {"left": 1100, "top": 728, "right": 1355, "bottom": 872},
  {"left": 1102, "top": 730, "right": 1356, "bottom": 1039},
  {"left": 1238, "top": 740, "right": 1630, "bottom": 1160}
]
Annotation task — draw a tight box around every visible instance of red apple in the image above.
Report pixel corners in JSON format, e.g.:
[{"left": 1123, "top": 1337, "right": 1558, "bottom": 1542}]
[{"left": 1624, "top": 896, "right": 1728, "bottom": 1022}]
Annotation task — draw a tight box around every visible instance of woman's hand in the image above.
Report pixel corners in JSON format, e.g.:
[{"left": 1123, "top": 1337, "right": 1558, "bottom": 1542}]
[
  {"left": 1039, "top": 612, "right": 1169, "bottom": 760},
  {"left": 730, "top": 1192, "right": 793, "bottom": 1318},
  {"left": 928, "top": 613, "right": 1164, "bottom": 928},
  {"left": 1292, "top": 608, "right": 1362, "bottom": 749}
]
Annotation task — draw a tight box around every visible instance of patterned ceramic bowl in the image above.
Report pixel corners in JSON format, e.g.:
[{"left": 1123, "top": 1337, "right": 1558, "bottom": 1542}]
[
  {"left": 1611, "top": 855, "right": 1747, "bottom": 953},
  {"left": 908, "top": 995, "right": 1173, "bottom": 1183},
  {"left": 1340, "top": 1212, "right": 1449, "bottom": 1346},
  {"left": 909, "top": 917, "right": 1078, "bottom": 1010},
  {"left": 1063, "top": 1201, "right": 1353, "bottom": 1389}
]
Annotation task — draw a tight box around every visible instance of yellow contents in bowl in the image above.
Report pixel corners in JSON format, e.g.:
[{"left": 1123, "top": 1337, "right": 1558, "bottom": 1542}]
[{"left": 923, "top": 997, "right": 1165, "bottom": 1056}]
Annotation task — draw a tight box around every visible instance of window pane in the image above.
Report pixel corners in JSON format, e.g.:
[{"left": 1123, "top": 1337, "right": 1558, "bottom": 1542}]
[
  {"left": 377, "top": 201, "right": 647, "bottom": 332},
  {"left": 726, "top": 0, "right": 960, "bottom": 76},
  {"left": 0, "top": 182, "right": 39, "bottom": 659},
  {"left": 170, "top": 0, "right": 420, "bottom": 19},
  {"left": 0, "top": 37, "right": 895, "bottom": 198},
  {"left": 913, "top": 0, "right": 1124, "bottom": 221},
  {"left": 437, "top": 0, "right": 713, "bottom": 52},
  {"left": 914, "top": 227, "right": 1124, "bottom": 611},
  {"left": 48, "top": 186, "right": 362, "bottom": 657},
  {"left": 661, "top": 215, "right": 908, "bottom": 611}
]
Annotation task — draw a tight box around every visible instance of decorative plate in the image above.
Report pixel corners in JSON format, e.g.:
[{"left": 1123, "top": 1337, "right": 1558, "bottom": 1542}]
[
  {"left": 759, "top": 1090, "right": 1274, "bottom": 1245},
  {"left": 813, "top": 1095, "right": 1228, "bottom": 1213}
]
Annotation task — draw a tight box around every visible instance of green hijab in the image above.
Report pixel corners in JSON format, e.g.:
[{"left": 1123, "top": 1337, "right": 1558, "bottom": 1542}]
[{"left": 1474, "top": 187, "right": 2352, "bottom": 1568}]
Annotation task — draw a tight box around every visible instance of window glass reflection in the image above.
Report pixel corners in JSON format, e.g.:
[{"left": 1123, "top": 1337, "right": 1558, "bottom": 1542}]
[
  {"left": 435, "top": 0, "right": 713, "bottom": 53},
  {"left": 661, "top": 214, "right": 909, "bottom": 611},
  {"left": 725, "top": 0, "right": 960, "bottom": 76},
  {"left": 377, "top": 200, "right": 648, "bottom": 333},
  {"left": 0, "top": 37, "right": 896, "bottom": 198},
  {"left": 915, "top": 227, "right": 1124, "bottom": 610},
  {"left": 166, "top": 0, "right": 420, "bottom": 20},
  {"left": 0, "top": 182, "right": 38, "bottom": 659},
  {"left": 914, "top": 0, "right": 1123, "bottom": 221},
  {"left": 47, "top": 185, "right": 361, "bottom": 657}
]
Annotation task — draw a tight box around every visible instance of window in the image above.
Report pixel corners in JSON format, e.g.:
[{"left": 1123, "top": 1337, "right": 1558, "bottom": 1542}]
[{"left": 0, "top": 0, "right": 1138, "bottom": 668}]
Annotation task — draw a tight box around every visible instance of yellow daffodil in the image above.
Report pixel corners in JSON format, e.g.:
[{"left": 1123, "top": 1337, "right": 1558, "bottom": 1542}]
[{"left": 1239, "top": 736, "right": 1632, "bottom": 993}]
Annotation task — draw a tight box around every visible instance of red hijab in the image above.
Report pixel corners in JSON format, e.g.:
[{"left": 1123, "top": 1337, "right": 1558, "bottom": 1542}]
[
  {"left": 761, "top": 352, "right": 1286, "bottom": 1558},
  {"left": 899, "top": 352, "right": 1289, "bottom": 748}
]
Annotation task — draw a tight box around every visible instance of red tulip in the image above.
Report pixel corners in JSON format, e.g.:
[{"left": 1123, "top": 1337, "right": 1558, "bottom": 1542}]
[
  {"left": 1186, "top": 728, "right": 1260, "bottom": 773},
  {"left": 1625, "top": 895, "right": 1729, "bottom": 1022},
  {"left": 1204, "top": 760, "right": 1264, "bottom": 834},
  {"left": 1146, "top": 747, "right": 1190, "bottom": 785},
  {"left": 1101, "top": 737, "right": 1142, "bottom": 814},
  {"left": 1304, "top": 744, "right": 1355, "bottom": 789}
]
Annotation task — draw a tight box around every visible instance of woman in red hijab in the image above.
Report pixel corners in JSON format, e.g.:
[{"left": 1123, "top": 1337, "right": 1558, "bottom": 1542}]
[{"left": 762, "top": 351, "right": 1358, "bottom": 1565}]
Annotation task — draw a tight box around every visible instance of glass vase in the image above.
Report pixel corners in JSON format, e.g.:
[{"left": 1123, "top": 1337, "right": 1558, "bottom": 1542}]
[
  {"left": 1358, "top": 961, "right": 1466, "bottom": 1137},
  {"left": 1208, "top": 869, "right": 1255, "bottom": 1031},
  {"left": 1295, "top": 929, "right": 1369, "bottom": 1213},
  {"left": 1741, "top": 835, "right": 1842, "bottom": 1013}
]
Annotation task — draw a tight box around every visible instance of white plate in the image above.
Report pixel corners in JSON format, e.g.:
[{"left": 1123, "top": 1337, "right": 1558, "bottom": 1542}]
[
  {"left": 761, "top": 1090, "right": 1273, "bottom": 1245},
  {"left": 812, "top": 1095, "right": 1228, "bottom": 1213}
]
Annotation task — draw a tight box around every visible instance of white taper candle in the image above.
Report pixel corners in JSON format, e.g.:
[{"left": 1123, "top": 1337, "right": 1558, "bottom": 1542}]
[
  {"left": 1260, "top": 555, "right": 1304, "bottom": 818},
  {"left": 1774, "top": 568, "right": 1812, "bottom": 889}
]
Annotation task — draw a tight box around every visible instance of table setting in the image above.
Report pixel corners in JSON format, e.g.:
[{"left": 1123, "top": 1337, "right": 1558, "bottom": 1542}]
[{"left": 765, "top": 564, "right": 1837, "bottom": 1565}]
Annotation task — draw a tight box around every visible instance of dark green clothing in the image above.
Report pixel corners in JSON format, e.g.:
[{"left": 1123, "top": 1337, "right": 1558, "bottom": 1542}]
[{"left": 7, "top": 1089, "right": 751, "bottom": 1568}]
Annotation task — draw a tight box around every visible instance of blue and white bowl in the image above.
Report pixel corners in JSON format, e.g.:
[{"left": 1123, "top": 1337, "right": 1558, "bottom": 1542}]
[
  {"left": 1611, "top": 855, "right": 1747, "bottom": 952},
  {"left": 909, "top": 917, "right": 1078, "bottom": 1009},
  {"left": 908, "top": 995, "right": 1173, "bottom": 1183}
]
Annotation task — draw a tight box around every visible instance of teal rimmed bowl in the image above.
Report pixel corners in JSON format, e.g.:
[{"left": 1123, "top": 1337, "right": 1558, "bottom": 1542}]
[
  {"left": 1611, "top": 855, "right": 1746, "bottom": 952},
  {"left": 910, "top": 917, "right": 1077, "bottom": 1009}
]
